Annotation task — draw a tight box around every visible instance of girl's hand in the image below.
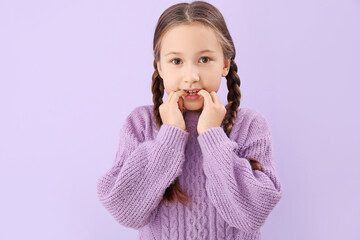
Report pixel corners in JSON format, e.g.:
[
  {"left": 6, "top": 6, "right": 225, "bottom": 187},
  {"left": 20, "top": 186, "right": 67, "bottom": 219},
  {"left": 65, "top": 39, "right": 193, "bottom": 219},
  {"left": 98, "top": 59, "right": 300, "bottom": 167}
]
[
  {"left": 159, "top": 90, "right": 188, "bottom": 131},
  {"left": 197, "top": 90, "right": 226, "bottom": 135}
]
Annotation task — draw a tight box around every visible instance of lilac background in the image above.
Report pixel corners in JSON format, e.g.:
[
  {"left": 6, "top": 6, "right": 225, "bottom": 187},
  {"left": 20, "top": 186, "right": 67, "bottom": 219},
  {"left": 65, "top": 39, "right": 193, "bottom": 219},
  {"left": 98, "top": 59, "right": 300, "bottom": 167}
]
[{"left": 1, "top": 0, "right": 359, "bottom": 239}]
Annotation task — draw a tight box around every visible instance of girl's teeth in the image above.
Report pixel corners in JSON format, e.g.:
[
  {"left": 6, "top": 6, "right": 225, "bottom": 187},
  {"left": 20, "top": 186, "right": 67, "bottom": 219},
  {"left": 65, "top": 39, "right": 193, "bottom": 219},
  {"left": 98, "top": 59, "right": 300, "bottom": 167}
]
[{"left": 187, "top": 90, "right": 199, "bottom": 94}]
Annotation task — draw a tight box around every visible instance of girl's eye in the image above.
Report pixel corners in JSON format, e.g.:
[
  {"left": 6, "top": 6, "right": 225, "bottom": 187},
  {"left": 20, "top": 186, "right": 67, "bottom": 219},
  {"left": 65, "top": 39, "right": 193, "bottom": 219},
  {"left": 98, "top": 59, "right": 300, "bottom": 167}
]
[
  {"left": 200, "top": 57, "right": 211, "bottom": 63},
  {"left": 171, "top": 59, "right": 182, "bottom": 65}
]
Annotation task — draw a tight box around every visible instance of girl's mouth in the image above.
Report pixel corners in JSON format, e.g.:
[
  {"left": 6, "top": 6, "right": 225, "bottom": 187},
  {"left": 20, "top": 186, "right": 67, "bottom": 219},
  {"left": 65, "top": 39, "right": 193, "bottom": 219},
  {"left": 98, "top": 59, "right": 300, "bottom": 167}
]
[
  {"left": 184, "top": 89, "right": 201, "bottom": 95},
  {"left": 185, "top": 92, "right": 201, "bottom": 100}
]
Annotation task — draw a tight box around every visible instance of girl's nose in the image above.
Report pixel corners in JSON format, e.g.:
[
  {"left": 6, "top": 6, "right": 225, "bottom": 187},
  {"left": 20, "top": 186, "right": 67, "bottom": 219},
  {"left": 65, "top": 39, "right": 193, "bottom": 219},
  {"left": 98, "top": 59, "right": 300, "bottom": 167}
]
[{"left": 183, "top": 64, "right": 200, "bottom": 83}]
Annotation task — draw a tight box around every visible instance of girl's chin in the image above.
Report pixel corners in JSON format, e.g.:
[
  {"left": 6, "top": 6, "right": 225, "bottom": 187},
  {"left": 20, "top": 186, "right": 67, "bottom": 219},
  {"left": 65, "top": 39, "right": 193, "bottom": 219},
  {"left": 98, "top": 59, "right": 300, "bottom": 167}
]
[
  {"left": 183, "top": 98, "right": 204, "bottom": 112},
  {"left": 185, "top": 106, "right": 203, "bottom": 112}
]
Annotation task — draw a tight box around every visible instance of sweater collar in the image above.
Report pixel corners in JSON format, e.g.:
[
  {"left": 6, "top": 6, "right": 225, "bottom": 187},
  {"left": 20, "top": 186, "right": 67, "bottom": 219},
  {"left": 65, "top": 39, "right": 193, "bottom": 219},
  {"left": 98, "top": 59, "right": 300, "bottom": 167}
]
[{"left": 183, "top": 109, "right": 202, "bottom": 131}]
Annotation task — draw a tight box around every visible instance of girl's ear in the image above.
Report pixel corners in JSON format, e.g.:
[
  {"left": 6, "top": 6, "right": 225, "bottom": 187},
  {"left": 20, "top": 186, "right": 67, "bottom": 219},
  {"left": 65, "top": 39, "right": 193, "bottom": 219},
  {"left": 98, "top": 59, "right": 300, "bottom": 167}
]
[
  {"left": 156, "top": 61, "right": 163, "bottom": 78},
  {"left": 222, "top": 59, "right": 231, "bottom": 77}
]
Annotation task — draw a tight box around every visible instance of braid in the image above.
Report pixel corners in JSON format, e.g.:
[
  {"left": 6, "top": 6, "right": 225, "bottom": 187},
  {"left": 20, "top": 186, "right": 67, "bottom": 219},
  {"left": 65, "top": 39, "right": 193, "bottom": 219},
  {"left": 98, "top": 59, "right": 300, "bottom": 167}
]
[
  {"left": 223, "top": 58, "right": 241, "bottom": 137},
  {"left": 151, "top": 60, "right": 164, "bottom": 130},
  {"left": 223, "top": 59, "right": 264, "bottom": 172},
  {"left": 152, "top": 60, "right": 192, "bottom": 208}
]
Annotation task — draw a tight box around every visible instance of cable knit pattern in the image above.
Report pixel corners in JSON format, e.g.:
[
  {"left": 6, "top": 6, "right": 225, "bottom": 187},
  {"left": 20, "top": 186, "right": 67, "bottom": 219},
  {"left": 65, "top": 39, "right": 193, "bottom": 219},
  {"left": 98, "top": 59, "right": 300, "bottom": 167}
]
[{"left": 97, "top": 104, "right": 283, "bottom": 240}]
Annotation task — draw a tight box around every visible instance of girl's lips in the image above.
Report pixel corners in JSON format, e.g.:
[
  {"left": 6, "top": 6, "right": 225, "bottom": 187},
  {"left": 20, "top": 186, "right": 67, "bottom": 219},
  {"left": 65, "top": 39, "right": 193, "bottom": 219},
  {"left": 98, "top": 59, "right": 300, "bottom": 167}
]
[{"left": 185, "top": 94, "right": 200, "bottom": 100}]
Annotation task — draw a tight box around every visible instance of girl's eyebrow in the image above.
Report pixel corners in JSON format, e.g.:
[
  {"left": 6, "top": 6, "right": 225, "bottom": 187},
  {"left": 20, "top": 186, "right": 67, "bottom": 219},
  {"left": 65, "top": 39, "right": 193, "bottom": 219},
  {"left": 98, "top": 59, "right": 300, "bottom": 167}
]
[{"left": 165, "top": 49, "right": 216, "bottom": 56}]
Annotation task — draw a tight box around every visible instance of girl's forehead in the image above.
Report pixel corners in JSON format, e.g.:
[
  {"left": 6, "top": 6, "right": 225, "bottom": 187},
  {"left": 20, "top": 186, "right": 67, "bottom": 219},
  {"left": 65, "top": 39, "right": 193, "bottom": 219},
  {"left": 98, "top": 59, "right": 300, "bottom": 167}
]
[
  {"left": 160, "top": 22, "right": 222, "bottom": 53},
  {"left": 163, "top": 22, "right": 214, "bottom": 38}
]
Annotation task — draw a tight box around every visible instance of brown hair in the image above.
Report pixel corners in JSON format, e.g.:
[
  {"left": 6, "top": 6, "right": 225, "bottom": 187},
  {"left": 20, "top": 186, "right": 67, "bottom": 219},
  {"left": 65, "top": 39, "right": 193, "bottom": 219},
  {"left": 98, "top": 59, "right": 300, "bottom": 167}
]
[{"left": 151, "top": 1, "right": 263, "bottom": 208}]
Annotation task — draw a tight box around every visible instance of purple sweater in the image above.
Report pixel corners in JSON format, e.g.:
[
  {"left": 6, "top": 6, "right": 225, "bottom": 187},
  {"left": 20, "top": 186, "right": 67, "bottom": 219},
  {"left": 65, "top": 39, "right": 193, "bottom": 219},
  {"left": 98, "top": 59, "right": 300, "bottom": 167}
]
[{"left": 97, "top": 105, "right": 282, "bottom": 240}]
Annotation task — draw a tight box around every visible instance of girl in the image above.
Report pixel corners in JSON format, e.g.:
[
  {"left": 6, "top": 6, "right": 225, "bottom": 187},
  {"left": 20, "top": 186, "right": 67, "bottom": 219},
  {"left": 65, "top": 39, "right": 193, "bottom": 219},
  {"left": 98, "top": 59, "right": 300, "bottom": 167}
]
[{"left": 97, "top": 1, "right": 283, "bottom": 239}]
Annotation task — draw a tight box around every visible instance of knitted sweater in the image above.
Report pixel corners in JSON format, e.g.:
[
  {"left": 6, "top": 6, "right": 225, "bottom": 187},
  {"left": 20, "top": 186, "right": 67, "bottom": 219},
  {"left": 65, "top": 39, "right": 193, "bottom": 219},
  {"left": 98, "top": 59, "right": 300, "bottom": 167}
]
[{"left": 97, "top": 104, "right": 283, "bottom": 240}]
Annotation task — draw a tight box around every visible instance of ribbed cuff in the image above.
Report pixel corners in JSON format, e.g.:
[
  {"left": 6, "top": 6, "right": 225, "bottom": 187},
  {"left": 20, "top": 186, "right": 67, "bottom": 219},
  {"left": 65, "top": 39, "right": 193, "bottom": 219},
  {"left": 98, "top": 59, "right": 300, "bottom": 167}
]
[
  {"left": 197, "top": 127, "right": 234, "bottom": 154},
  {"left": 156, "top": 124, "right": 189, "bottom": 152}
]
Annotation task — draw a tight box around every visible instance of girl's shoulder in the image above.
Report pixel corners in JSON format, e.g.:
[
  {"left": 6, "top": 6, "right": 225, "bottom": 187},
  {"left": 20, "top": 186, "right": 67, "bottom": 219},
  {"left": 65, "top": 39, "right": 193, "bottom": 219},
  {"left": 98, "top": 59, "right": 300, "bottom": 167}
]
[
  {"left": 124, "top": 104, "right": 155, "bottom": 125},
  {"left": 231, "top": 106, "right": 272, "bottom": 146},
  {"left": 236, "top": 107, "right": 269, "bottom": 125},
  {"left": 121, "top": 105, "right": 157, "bottom": 141}
]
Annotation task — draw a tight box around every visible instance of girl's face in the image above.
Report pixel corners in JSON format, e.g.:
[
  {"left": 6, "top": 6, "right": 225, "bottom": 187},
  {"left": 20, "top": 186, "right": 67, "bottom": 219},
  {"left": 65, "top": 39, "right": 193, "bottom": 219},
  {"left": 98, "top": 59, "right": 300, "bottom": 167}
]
[{"left": 157, "top": 22, "right": 230, "bottom": 112}]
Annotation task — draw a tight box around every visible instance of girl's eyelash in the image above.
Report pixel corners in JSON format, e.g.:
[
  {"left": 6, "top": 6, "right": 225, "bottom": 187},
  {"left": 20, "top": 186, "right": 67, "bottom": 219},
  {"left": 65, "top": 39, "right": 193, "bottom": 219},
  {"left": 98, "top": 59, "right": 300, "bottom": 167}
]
[{"left": 170, "top": 57, "right": 211, "bottom": 64}]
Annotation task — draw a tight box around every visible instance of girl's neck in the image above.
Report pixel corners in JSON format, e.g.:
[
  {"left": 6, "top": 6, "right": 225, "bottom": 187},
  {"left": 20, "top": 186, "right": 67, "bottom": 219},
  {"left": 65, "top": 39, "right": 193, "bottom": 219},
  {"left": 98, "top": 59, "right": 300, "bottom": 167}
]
[{"left": 184, "top": 108, "right": 202, "bottom": 114}]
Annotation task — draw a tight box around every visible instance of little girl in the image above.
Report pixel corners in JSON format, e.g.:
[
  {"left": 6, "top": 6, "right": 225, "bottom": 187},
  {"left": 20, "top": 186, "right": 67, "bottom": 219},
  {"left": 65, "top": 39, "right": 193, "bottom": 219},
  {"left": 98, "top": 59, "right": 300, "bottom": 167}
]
[{"left": 97, "top": 1, "right": 283, "bottom": 239}]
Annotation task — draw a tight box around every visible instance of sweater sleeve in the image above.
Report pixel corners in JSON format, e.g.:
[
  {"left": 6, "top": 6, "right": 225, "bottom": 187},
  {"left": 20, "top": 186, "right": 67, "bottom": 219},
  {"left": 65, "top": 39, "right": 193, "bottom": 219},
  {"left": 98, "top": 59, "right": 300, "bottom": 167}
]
[
  {"left": 197, "top": 114, "right": 283, "bottom": 233},
  {"left": 96, "top": 111, "right": 189, "bottom": 229}
]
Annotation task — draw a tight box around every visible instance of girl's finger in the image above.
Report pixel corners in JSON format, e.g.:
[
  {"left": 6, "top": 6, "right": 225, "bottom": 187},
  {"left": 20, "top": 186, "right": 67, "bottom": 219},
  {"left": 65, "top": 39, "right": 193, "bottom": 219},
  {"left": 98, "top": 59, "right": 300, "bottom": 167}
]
[
  {"left": 210, "top": 91, "right": 221, "bottom": 105},
  {"left": 174, "top": 89, "right": 187, "bottom": 98},
  {"left": 165, "top": 90, "right": 175, "bottom": 103},
  {"left": 197, "top": 89, "right": 212, "bottom": 106},
  {"left": 170, "top": 90, "right": 187, "bottom": 105}
]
